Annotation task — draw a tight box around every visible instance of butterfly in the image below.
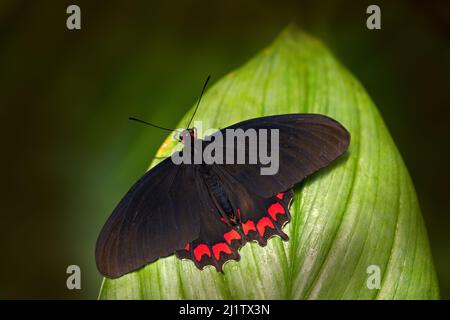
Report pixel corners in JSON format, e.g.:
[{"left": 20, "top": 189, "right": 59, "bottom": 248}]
[{"left": 95, "top": 79, "right": 350, "bottom": 279}]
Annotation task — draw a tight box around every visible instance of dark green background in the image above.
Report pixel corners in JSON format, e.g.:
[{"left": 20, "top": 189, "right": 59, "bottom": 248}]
[{"left": 1, "top": 0, "right": 449, "bottom": 299}]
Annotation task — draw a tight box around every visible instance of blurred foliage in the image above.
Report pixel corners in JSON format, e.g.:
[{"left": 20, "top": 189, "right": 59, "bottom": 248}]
[{"left": 0, "top": 0, "right": 449, "bottom": 299}]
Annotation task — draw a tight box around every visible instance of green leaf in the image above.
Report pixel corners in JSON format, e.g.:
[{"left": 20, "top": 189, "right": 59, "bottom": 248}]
[{"left": 99, "top": 26, "right": 439, "bottom": 299}]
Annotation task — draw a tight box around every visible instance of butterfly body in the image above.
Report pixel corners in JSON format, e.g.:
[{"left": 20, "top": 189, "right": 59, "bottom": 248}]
[
  {"left": 200, "top": 166, "right": 238, "bottom": 226},
  {"left": 96, "top": 114, "right": 350, "bottom": 278}
]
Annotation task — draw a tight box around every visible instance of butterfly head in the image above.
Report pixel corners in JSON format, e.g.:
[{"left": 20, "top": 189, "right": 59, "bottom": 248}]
[{"left": 176, "top": 128, "right": 196, "bottom": 144}]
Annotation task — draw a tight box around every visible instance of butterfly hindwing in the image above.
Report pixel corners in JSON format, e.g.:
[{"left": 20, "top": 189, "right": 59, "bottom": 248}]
[
  {"left": 176, "top": 165, "right": 294, "bottom": 271},
  {"left": 239, "top": 190, "right": 293, "bottom": 245},
  {"left": 211, "top": 164, "right": 293, "bottom": 245},
  {"left": 175, "top": 170, "right": 245, "bottom": 271}
]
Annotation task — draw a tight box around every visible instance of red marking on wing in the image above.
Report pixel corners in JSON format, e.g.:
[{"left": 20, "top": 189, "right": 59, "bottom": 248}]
[
  {"left": 184, "top": 244, "right": 190, "bottom": 251},
  {"left": 257, "top": 217, "right": 275, "bottom": 236},
  {"left": 193, "top": 244, "right": 211, "bottom": 261},
  {"left": 224, "top": 229, "right": 241, "bottom": 244},
  {"left": 212, "top": 243, "right": 232, "bottom": 260},
  {"left": 242, "top": 220, "right": 256, "bottom": 235},
  {"left": 268, "top": 202, "right": 285, "bottom": 220},
  {"left": 276, "top": 193, "right": 285, "bottom": 200}
]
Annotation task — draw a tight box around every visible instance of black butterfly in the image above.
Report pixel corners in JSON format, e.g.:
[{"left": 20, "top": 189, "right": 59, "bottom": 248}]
[
  {"left": 95, "top": 115, "right": 350, "bottom": 278},
  {"left": 96, "top": 77, "right": 350, "bottom": 278}
]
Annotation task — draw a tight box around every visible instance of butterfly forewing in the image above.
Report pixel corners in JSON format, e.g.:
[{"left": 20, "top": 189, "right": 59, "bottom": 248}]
[
  {"left": 209, "top": 114, "right": 350, "bottom": 197},
  {"left": 95, "top": 158, "right": 201, "bottom": 278}
]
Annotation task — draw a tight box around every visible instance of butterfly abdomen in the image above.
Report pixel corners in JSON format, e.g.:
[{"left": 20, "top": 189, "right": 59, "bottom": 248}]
[{"left": 200, "top": 167, "right": 239, "bottom": 225}]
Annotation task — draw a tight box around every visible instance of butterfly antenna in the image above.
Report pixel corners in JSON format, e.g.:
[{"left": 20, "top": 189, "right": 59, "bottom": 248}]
[
  {"left": 128, "top": 117, "right": 181, "bottom": 133},
  {"left": 186, "top": 75, "right": 211, "bottom": 129}
]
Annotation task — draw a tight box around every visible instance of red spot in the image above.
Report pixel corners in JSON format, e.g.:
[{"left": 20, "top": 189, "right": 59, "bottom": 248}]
[
  {"left": 212, "top": 243, "right": 232, "bottom": 260},
  {"left": 276, "top": 193, "right": 285, "bottom": 200},
  {"left": 193, "top": 244, "right": 211, "bottom": 261},
  {"left": 257, "top": 217, "right": 275, "bottom": 236},
  {"left": 220, "top": 217, "right": 228, "bottom": 223},
  {"left": 268, "top": 202, "right": 285, "bottom": 220},
  {"left": 184, "top": 244, "right": 190, "bottom": 251},
  {"left": 224, "top": 229, "right": 241, "bottom": 244},
  {"left": 242, "top": 220, "right": 256, "bottom": 235}
]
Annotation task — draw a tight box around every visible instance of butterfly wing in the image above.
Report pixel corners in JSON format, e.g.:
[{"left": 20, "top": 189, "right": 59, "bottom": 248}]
[
  {"left": 211, "top": 163, "right": 294, "bottom": 246},
  {"left": 176, "top": 165, "right": 294, "bottom": 271},
  {"left": 95, "top": 157, "right": 202, "bottom": 278},
  {"left": 178, "top": 114, "right": 349, "bottom": 271},
  {"left": 206, "top": 113, "right": 350, "bottom": 198},
  {"left": 196, "top": 114, "right": 349, "bottom": 248},
  {"left": 175, "top": 168, "right": 246, "bottom": 271}
]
